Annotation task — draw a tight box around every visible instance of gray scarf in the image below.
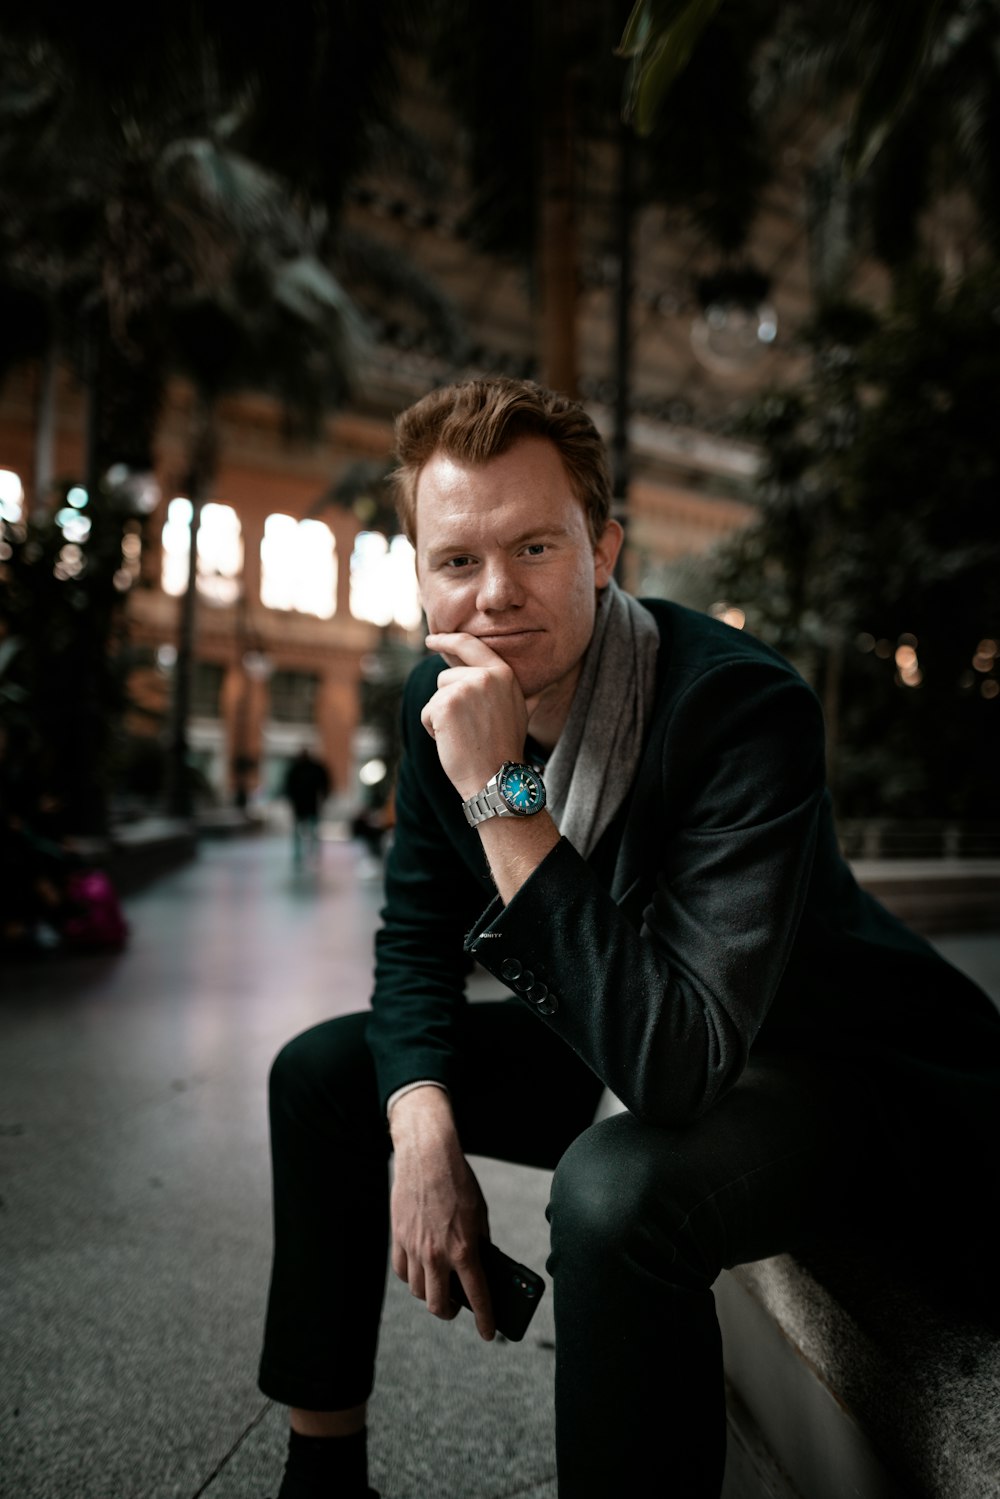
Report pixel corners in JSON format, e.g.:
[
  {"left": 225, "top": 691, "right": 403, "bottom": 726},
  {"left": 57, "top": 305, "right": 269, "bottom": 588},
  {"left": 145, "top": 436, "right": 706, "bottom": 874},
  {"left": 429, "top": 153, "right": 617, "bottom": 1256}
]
[{"left": 543, "top": 579, "right": 660, "bottom": 859}]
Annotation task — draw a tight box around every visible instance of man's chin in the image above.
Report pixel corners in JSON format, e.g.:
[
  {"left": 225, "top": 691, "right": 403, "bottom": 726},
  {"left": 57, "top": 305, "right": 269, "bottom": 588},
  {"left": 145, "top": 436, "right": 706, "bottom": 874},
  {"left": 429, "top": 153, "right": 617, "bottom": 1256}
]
[
  {"left": 488, "top": 648, "right": 545, "bottom": 695},
  {"left": 472, "top": 635, "right": 539, "bottom": 678},
  {"left": 459, "top": 631, "right": 574, "bottom": 705}
]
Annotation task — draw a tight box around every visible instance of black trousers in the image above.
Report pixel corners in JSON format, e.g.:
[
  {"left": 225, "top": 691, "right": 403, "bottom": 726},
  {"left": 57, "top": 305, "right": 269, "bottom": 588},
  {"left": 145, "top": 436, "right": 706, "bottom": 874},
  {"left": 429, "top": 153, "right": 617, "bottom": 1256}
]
[{"left": 258, "top": 1003, "right": 877, "bottom": 1498}]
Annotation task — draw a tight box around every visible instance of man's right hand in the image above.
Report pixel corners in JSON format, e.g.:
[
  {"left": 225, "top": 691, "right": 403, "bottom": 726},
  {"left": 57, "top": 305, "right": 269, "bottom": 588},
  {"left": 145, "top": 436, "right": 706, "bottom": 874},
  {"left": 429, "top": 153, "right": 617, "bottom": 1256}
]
[{"left": 388, "top": 1085, "right": 496, "bottom": 1341}]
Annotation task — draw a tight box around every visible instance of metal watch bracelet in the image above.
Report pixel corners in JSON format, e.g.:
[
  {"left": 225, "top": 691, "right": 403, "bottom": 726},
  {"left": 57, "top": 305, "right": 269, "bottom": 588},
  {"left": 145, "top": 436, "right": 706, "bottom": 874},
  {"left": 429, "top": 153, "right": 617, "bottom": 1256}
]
[
  {"left": 462, "top": 763, "right": 546, "bottom": 827},
  {"left": 462, "top": 778, "right": 513, "bottom": 825}
]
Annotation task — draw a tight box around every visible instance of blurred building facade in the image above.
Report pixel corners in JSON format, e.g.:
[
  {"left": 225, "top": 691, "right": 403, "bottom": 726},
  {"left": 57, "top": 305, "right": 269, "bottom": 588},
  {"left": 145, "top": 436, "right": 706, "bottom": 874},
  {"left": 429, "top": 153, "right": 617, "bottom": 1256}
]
[
  {"left": 6, "top": 68, "right": 854, "bottom": 811},
  {"left": 1, "top": 369, "right": 405, "bottom": 807}
]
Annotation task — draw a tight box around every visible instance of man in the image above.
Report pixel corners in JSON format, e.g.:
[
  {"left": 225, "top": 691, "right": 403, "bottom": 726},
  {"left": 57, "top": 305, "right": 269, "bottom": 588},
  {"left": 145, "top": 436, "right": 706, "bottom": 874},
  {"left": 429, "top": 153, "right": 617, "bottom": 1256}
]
[
  {"left": 283, "top": 747, "right": 332, "bottom": 867},
  {"left": 258, "top": 378, "right": 999, "bottom": 1499}
]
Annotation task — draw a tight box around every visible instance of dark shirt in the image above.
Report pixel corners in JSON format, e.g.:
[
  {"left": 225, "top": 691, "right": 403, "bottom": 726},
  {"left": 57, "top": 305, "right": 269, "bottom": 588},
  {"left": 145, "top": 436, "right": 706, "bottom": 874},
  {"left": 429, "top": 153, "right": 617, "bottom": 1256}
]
[{"left": 283, "top": 755, "right": 330, "bottom": 818}]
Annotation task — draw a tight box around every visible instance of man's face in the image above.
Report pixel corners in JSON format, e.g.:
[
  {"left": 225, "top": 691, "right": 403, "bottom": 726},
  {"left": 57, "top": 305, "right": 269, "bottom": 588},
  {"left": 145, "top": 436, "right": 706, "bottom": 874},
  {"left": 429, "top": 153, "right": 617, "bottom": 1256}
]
[{"left": 414, "top": 436, "right": 621, "bottom": 708}]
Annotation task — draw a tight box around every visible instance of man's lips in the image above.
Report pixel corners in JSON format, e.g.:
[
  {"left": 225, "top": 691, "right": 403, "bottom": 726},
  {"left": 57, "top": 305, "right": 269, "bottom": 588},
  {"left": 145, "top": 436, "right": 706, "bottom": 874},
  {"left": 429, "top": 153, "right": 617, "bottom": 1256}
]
[{"left": 475, "top": 630, "right": 543, "bottom": 648}]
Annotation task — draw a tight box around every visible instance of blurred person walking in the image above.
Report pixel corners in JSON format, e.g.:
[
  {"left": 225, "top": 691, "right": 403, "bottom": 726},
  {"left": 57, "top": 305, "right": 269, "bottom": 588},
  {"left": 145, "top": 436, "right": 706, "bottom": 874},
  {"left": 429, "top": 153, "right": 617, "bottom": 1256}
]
[{"left": 282, "top": 747, "right": 331, "bottom": 867}]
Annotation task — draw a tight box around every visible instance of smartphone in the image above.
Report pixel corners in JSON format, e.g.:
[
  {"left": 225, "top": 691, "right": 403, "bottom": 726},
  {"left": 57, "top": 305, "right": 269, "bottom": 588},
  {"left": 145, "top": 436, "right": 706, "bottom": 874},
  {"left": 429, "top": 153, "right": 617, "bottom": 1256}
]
[{"left": 449, "top": 1237, "right": 546, "bottom": 1341}]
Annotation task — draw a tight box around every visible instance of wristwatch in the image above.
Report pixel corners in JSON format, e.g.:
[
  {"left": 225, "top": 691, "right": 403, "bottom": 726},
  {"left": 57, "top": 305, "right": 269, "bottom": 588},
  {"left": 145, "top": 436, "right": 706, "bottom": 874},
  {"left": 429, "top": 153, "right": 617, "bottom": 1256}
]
[{"left": 462, "top": 762, "right": 547, "bottom": 826}]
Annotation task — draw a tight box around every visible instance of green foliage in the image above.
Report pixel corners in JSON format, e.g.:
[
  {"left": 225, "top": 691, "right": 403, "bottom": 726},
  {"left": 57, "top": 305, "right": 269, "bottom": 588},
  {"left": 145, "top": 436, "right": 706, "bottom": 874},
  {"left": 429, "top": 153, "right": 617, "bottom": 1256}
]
[
  {"left": 716, "top": 267, "right": 1000, "bottom": 818},
  {"left": 0, "top": 489, "right": 134, "bottom": 834},
  {"left": 0, "top": 27, "right": 375, "bottom": 462},
  {"left": 0, "top": 5, "right": 444, "bottom": 834},
  {"left": 619, "top": 0, "right": 726, "bottom": 137},
  {"left": 638, "top": 7, "right": 772, "bottom": 256},
  {"left": 840, "top": 0, "right": 945, "bottom": 179},
  {"left": 0, "top": 2, "right": 412, "bottom": 217},
  {"left": 618, "top": 0, "right": 1000, "bottom": 265},
  {"left": 422, "top": 0, "right": 770, "bottom": 266}
]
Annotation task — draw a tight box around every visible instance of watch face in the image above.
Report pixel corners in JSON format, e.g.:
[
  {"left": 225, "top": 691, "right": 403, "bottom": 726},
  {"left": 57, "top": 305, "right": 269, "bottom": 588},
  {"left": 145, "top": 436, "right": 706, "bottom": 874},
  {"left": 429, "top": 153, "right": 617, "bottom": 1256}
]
[{"left": 498, "top": 763, "right": 546, "bottom": 816}]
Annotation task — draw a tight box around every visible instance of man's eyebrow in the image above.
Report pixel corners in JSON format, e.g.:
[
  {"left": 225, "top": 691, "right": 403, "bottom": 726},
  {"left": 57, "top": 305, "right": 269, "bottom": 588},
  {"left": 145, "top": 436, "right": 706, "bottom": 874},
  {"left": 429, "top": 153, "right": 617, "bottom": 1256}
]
[
  {"left": 423, "top": 539, "right": 474, "bottom": 564},
  {"left": 508, "top": 524, "right": 572, "bottom": 546},
  {"left": 424, "top": 524, "right": 571, "bottom": 562}
]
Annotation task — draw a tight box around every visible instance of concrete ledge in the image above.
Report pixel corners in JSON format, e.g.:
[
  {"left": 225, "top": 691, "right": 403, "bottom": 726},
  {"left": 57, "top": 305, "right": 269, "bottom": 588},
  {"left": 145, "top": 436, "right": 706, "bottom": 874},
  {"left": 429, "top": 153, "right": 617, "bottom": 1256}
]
[
  {"left": 852, "top": 859, "right": 1000, "bottom": 935},
  {"left": 105, "top": 817, "right": 198, "bottom": 895},
  {"left": 718, "top": 1248, "right": 1000, "bottom": 1499},
  {"left": 839, "top": 822, "right": 1000, "bottom": 861},
  {"left": 195, "top": 807, "right": 268, "bottom": 839},
  {"left": 722, "top": 1380, "right": 802, "bottom": 1499}
]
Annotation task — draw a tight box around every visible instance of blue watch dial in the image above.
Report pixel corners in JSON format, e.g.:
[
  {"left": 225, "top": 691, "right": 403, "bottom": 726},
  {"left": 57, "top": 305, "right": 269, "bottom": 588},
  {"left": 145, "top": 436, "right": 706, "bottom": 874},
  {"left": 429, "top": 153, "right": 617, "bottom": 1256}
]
[{"left": 498, "top": 764, "right": 545, "bottom": 815}]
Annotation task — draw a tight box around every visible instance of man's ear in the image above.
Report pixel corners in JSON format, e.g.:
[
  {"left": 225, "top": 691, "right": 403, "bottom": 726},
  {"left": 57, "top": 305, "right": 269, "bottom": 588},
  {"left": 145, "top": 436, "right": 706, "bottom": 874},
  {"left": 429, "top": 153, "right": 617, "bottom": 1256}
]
[{"left": 593, "top": 519, "right": 624, "bottom": 587}]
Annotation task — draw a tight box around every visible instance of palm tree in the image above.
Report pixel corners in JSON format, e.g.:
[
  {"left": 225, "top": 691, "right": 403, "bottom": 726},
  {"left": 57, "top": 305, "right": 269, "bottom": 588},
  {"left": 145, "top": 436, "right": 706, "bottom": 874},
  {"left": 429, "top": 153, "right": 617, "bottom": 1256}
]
[
  {"left": 616, "top": 2, "right": 1000, "bottom": 814},
  {"left": 618, "top": 0, "right": 1000, "bottom": 276},
  {"left": 714, "top": 268, "right": 1000, "bottom": 818},
  {"left": 0, "top": 0, "right": 434, "bottom": 490},
  {"left": 0, "top": 5, "right": 437, "bottom": 831},
  {"left": 411, "top": 0, "right": 779, "bottom": 522}
]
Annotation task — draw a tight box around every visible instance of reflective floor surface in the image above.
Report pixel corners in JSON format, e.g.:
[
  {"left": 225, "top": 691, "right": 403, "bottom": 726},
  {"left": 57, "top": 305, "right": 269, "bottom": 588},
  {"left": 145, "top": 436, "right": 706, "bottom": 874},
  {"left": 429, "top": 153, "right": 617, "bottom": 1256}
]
[{"left": 1, "top": 832, "right": 996, "bottom": 1499}]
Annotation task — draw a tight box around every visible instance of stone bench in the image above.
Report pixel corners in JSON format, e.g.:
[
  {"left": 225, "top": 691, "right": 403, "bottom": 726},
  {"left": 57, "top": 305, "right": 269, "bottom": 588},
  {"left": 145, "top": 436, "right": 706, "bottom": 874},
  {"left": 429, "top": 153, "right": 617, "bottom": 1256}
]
[
  {"left": 73, "top": 816, "right": 198, "bottom": 896},
  {"left": 717, "top": 1243, "right": 999, "bottom": 1498},
  {"left": 852, "top": 859, "right": 1000, "bottom": 937},
  {"left": 594, "top": 1064, "right": 1000, "bottom": 1498},
  {"left": 597, "top": 1091, "right": 999, "bottom": 1497}
]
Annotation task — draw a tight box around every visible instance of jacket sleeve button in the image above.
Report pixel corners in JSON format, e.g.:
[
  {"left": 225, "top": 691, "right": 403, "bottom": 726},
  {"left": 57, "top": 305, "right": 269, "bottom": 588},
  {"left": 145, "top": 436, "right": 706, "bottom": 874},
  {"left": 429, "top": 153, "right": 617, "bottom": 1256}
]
[
  {"left": 526, "top": 981, "right": 549, "bottom": 1005},
  {"left": 536, "top": 995, "right": 559, "bottom": 1016},
  {"left": 500, "top": 958, "right": 522, "bottom": 982},
  {"left": 513, "top": 969, "right": 535, "bottom": 994}
]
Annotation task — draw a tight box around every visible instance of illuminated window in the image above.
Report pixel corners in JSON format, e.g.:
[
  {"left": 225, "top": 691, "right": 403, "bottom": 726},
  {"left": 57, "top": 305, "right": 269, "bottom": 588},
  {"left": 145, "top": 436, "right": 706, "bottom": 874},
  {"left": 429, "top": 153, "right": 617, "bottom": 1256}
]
[
  {"left": 198, "top": 504, "right": 243, "bottom": 605},
  {"left": 260, "top": 514, "right": 336, "bottom": 620},
  {"left": 0, "top": 469, "right": 24, "bottom": 523},
  {"left": 162, "top": 498, "right": 193, "bottom": 596},
  {"left": 161, "top": 499, "right": 244, "bottom": 604},
  {"left": 350, "top": 532, "right": 421, "bottom": 629}
]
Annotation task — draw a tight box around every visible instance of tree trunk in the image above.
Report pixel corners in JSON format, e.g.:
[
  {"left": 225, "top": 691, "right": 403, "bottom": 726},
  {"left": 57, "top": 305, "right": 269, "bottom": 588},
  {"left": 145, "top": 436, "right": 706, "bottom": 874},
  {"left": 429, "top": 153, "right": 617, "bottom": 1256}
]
[
  {"left": 32, "top": 327, "right": 58, "bottom": 518},
  {"left": 806, "top": 130, "right": 855, "bottom": 303},
  {"left": 611, "top": 119, "right": 635, "bottom": 582},
  {"left": 537, "top": 0, "right": 578, "bottom": 396},
  {"left": 166, "top": 392, "right": 218, "bottom": 819}
]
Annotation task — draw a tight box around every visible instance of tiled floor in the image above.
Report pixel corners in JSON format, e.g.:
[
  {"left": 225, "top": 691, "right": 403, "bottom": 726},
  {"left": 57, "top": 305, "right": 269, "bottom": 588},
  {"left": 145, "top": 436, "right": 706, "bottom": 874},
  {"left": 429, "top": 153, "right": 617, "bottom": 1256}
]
[
  {"left": 0, "top": 834, "right": 558, "bottom": 1499},
  {"left": 1, "top": 832, "right": 996, "bottom": 1499}
]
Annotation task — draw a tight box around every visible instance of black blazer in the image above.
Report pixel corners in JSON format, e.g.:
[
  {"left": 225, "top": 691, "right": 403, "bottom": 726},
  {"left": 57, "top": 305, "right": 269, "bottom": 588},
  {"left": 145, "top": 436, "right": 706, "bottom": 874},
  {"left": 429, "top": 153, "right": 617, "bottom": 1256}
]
[{"left": 367, "top": 600, "right": 998, "bottom": 1225}]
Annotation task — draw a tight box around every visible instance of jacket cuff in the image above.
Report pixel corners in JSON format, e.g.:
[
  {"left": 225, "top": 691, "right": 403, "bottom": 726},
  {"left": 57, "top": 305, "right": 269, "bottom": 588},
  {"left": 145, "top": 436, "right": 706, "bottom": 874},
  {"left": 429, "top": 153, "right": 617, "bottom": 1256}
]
[
  {"left": 385, "top": 1079, "right": 449, "bottom": 1120},
  {"left": 463, "top": 836, "right": 584, "bottom": 1019},
  {"left": 365, "top": 1025, "right": 461, "bottom": 1116}
]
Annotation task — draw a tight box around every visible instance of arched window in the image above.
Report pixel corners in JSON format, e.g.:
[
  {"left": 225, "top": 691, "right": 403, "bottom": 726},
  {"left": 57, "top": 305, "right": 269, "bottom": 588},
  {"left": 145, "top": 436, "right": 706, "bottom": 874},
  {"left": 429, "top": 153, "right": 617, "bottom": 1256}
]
[
  {"left": 350, "top": 532, "right": 421, "bottom": 629},
  {"left": 260, "top": 515, "right": 337, "bottom": 620},
  {"left": 0, "top": 469, "right": 24, "bottom": 523},
  {"left": 198, "top": 503, "right": 243, "bottom": 605},
  {"left": 161, "top": 498, "right": 193, "bottom": 596},
  {"left": 161, "top": 499, "right": 244, "bottom": 603}
]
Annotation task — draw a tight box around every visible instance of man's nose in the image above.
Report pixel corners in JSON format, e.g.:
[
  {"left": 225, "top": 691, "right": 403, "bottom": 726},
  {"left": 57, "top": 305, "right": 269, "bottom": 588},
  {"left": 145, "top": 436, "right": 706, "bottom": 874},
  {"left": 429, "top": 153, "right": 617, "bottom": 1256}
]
[{"left": 476, "top": 559, "right": 523, "bottom": 612}]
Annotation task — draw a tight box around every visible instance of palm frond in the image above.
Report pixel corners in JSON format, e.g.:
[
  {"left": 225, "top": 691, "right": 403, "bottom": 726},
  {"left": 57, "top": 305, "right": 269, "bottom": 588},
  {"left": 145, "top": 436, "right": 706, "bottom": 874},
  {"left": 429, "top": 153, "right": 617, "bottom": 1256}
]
[
  {"left": 272, "top": 255, "right": 369, "bottom": 346},
  {"left": 335, "top": 227, "right": 466, "bottom": 358},
  {"left": 156, "top": 139, "right": 295, "bottom": 253},
  {"left": 619, "top": 0, "right": 726, "bottom": 136},
  {"left": 844, "top": 0, "right": 946, "bottom": 177}
]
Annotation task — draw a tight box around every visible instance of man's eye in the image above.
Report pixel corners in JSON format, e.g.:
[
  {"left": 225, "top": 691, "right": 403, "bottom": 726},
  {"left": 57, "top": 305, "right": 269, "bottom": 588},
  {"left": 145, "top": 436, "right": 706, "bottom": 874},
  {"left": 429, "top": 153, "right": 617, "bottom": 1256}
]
[
  {"left": 446, "top": 556, "right": 474, "bottom": 569},
  {"left": 524, "top": 543, "right": 546, "bottom": 556}
]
